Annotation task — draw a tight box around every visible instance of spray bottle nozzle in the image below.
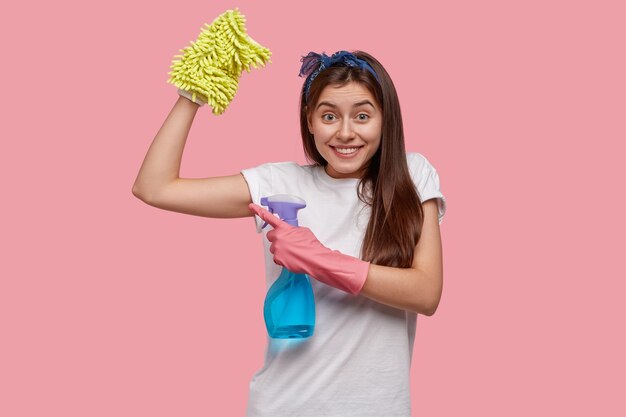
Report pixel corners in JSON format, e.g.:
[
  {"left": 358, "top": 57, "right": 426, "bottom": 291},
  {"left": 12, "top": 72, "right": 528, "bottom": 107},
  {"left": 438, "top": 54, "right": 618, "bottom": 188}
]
[{"left": 260, "top": 194, "right": 307, "bottom": 229}]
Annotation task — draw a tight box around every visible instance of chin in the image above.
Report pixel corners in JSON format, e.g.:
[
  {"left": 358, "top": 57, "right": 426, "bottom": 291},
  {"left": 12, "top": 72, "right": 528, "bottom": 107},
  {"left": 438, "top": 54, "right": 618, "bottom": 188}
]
[{"left": 327, "top": 162, "right": 367, "bottom": 178}]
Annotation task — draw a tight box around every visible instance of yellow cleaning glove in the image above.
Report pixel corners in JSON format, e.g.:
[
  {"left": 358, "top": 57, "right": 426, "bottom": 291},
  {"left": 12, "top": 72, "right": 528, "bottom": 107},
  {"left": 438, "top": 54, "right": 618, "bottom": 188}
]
[{"left": 167, "top": 8, "right": 271, "bottom": 115}]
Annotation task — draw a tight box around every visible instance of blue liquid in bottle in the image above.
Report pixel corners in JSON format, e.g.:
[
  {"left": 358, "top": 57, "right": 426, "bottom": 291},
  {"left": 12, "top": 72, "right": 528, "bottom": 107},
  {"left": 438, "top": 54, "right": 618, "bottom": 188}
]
[
  {"left": 264, "top": 269, "right": 315, "bottom": 338},
  {"left": 260, "top": 195, "right": 316, "bottom": 339}
]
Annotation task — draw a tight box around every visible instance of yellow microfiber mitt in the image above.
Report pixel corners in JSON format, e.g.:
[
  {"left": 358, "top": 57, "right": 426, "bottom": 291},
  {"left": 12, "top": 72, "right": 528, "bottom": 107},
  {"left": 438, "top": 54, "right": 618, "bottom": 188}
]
[{"left": 167, "top": 8, "right": 271, "bottom": 115}]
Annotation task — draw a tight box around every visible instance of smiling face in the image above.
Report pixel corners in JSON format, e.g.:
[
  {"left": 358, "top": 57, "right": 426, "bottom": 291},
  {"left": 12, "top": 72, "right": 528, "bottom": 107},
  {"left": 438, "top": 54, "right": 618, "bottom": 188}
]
[{"left": 306, "top": 82, "right": 383, "bottom": 179}]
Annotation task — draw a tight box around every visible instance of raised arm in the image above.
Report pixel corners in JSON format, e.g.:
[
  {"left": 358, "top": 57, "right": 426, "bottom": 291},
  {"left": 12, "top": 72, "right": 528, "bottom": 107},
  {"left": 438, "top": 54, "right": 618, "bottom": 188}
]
[
  {"left": 131, "top": 96, "right": 252, "bottom": 219},
  {"left": 132, "top": 9, "right": 272, "bottom": 219}
]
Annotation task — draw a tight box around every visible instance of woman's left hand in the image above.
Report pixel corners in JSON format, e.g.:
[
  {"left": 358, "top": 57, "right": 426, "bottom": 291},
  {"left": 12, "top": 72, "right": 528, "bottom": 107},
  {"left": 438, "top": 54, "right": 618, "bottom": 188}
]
[
  {"left": 248, "top": 203, "right": 327, "bottom": 273},
  {"left": 249, "top": 203, "right": 370, "bottom": 295}
]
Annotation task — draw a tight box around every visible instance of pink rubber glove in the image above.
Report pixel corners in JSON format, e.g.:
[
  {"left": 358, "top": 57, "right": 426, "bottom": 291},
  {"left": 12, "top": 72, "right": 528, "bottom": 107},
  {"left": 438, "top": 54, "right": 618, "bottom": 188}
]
[{"left": 249, "top": 203, "right": 370, "bottom": 295}]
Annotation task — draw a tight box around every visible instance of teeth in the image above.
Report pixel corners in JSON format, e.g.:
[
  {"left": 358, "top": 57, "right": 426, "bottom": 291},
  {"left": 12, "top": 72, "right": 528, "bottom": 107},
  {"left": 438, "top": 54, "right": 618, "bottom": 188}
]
[{"left": 335, "top": 147, "right": 360, "bottom": 154}]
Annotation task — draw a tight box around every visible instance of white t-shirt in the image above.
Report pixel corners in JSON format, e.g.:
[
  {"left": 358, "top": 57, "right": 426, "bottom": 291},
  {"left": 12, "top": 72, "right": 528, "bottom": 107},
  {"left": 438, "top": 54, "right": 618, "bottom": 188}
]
[{"left": 240, "top": 152, "right": 446, "bottom": 417}]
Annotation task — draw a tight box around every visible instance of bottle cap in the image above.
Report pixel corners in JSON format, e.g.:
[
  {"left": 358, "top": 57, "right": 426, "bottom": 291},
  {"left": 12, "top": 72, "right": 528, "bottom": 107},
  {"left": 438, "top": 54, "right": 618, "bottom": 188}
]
[{"left": 260, "top": 195, "right": 306, "bottom": 228}]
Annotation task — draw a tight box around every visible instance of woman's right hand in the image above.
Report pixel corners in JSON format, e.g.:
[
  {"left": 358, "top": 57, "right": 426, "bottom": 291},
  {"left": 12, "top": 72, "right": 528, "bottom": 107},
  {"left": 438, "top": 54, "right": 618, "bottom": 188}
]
[
  {"left": 166, "top": 9, "right": 270, "bottom": 115},
  {"left": 177, "top": 88, "right": 207, "bottom": 107}
]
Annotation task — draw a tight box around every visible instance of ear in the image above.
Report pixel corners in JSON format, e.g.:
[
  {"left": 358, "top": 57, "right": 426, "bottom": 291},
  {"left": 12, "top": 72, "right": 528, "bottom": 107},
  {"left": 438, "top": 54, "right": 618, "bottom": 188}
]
[{"left": 305, "top": 106, "right": 314, "bottom": 134}]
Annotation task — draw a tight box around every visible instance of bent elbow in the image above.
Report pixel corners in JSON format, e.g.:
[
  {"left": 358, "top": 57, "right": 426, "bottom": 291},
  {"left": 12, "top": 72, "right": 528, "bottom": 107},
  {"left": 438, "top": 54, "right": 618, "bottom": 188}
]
[
  {"left": 132, "top": 185, "right": 142, "bottom": 198},
  {"left": 132, "top": 185, "right": 156, "bottom": 205},
  {"left": 423, "top": 302, "right": 439, "bottom": 317},
  {"left": 423, "top": 275, "right": 443, "bottom": 316},
  {"left": 418, "top": 293, "right": 442, "bottom": 316},
  {"left": 132, "top": 185, "right": 147, "bottom": 201}
]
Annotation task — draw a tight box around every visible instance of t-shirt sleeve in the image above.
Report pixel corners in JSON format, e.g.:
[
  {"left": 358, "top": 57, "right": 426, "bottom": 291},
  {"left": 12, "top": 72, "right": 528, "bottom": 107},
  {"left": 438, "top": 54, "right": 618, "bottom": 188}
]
[
  {"left": 240, "top": 162, "right": 274, "bottom": 234},
  {"left": 408, "top": 153, "right": 447, "bottom": 224}
]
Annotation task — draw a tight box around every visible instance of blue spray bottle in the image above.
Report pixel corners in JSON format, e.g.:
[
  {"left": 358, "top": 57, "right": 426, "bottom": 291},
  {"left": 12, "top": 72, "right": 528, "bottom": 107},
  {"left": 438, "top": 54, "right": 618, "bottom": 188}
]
[{"left": 260, "top": 195, "right": 316, "bottom": 339}]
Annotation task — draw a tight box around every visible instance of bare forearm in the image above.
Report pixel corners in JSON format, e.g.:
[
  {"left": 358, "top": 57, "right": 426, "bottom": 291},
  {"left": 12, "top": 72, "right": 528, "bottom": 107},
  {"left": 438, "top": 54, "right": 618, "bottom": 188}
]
[
  {"left": 132, "top": 97, "right": 200, "bottom": 199},
  {"left": 360, "top": 264, "right": 443, "bottom": 316}
]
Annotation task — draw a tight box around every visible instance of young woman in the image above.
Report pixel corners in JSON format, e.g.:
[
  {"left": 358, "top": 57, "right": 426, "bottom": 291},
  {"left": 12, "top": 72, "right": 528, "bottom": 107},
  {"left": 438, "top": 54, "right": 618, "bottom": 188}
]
[{"left": 133, "top": 50, "right": 447, "bottom": 417}]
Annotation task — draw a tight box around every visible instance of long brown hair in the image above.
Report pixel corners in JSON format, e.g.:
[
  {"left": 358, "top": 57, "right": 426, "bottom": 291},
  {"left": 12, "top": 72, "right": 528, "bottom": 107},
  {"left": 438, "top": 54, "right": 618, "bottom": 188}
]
[{"left": 299, "top": 51, "right": 424, "bottom": 268}]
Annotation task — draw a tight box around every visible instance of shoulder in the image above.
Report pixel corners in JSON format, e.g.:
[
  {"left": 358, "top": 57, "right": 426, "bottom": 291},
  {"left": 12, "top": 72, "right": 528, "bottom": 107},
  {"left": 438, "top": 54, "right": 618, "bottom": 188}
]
[
  {"left": 405, "top": 152, "right": 437, "bottom": 175},
  {"left": 405, "top": 152, "right": 447, "bottom": 222},
  {"left": 257, "top": 160, "right": 315, "bottom": 174},
  {"left": 404, "top": 151, "right": 443, "bottom": 196},
  {"left": 241, "top": 160, "right": 317, "bottom": 180}
]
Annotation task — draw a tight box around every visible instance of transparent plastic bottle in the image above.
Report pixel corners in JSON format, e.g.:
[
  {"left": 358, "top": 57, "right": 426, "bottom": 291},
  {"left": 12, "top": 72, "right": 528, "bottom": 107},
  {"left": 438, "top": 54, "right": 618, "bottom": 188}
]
[{"left": 260, "top": 195, "right": 316, "bottom": 339}]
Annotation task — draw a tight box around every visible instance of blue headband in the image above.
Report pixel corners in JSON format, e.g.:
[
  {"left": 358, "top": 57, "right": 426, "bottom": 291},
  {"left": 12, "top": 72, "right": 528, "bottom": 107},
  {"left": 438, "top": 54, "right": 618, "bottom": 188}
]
[{"left": 298, "top": 51, "right": 380, "bottom": 101}]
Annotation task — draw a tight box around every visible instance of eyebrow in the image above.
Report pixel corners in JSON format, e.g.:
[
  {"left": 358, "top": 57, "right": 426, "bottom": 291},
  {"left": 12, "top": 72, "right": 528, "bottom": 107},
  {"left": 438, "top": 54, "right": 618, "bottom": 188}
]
[{"left": 316, "top": 100, "right": 376, "bottom": 110}]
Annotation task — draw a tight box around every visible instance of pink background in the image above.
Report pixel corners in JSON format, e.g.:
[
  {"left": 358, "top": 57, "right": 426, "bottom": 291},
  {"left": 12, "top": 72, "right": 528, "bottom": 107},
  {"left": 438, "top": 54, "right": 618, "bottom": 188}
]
[{"left": 2, "top": 0, "right": 625, "bottom": 415}]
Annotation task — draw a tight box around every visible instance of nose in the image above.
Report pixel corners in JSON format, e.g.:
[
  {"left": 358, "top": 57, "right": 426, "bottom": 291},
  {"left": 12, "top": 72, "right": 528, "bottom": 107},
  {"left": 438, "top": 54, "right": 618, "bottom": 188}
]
[{"left": 337, "top": 119, "right": 356, "bottom": 141}]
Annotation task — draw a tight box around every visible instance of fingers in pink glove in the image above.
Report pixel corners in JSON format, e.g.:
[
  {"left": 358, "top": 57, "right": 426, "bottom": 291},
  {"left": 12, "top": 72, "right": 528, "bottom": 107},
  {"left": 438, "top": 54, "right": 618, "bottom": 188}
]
[
  {"left": 248, "top": 203, "right": 289, "bottom": 229},
  {"left": 249, "top": 203, "right": 312, "bottom": 272}
]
